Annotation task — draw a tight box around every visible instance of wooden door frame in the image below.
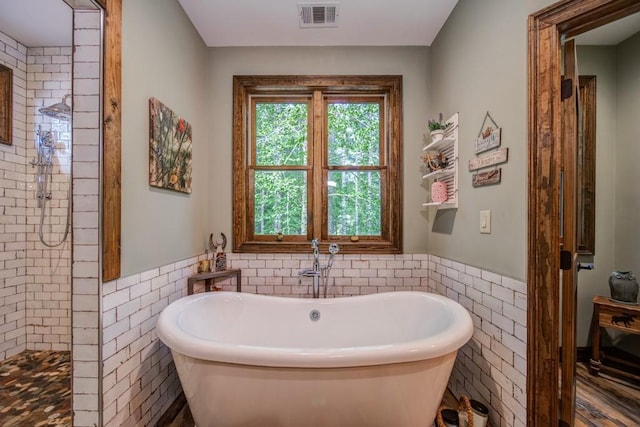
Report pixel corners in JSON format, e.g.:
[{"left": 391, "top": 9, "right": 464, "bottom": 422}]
[
  {"left": 527, "top": 0, "right": 640, "bottom": 425},
  {"left": 62, "top": 5, "right": 120, "bottom": 281},
  {"left": 102, "top": 0, "right": 122, "bottom": 282}
]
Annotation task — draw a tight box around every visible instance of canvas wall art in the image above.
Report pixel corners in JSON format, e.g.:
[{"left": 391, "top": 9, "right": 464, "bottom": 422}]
[{"left": 149, "top": 97, "right": 192, "bottom": 193}]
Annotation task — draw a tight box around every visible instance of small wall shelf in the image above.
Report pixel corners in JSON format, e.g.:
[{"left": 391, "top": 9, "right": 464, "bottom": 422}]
[
  {"left": 423, "top": 136, "right": 455, "bottom": 152},
  {"left": 422, "top": 112, "right": 459, "bottom": 209},
  {"left": 187, "top": 269, "right": 242, "bottom": 295},
  {"left": 422, "top": 167, "right": 455, "bottom": 180}
]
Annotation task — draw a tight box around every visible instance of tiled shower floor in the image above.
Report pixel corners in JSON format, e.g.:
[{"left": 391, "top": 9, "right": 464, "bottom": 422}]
[{"left": 0, "top": 350, "right": 71, "bottom": 426}]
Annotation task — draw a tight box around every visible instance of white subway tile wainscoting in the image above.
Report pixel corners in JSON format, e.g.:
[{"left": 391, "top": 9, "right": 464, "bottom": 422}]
[
  {"left": 102, "top": 252, "right": 526, "bottom": 427},
  {"left": 429, "top": 255, "right": 527, "bottom": 427}
]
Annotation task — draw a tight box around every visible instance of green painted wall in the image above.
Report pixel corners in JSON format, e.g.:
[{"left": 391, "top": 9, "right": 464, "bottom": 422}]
[
  {"left": 428, "top": 0, "right": 560, "bottom": 281},
  {"left": 121, "top": 0, "right": 209, "bottom": 275},
  {"left": 206, "top": 46, "right": 432, "bottom": 254}
]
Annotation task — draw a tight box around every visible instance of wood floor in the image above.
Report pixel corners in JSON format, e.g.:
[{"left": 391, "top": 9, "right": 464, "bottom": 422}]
[
  {"left": 165, "top": 402, "right": 193, "bottom": 427},
  {"left": 575, "top": 362, "right": 640, "bottom": 426}
]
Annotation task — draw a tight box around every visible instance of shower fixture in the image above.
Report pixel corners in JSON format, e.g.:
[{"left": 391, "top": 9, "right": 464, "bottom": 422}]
[
  {"left": 30, "top": 126, "right": 71, "bottom": 247},
  {"left": 39, "top": 94, "right": 71, "bottom": 122}
]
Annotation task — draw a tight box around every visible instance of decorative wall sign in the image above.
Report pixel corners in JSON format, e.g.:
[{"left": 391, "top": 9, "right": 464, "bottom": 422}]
[
  {"left": 474, "top": 111, "right": 501, "bottom": 154},
  {"left": 149, "top": 97, "right": 193, "bottom": 193},
  {"left": 474, "top": 128, "right": 501, "bottom": 153},
  {"left": 468, "top": 147, "right": 509, "bottom": 171},
  {"left": 472, "top": 168, "right": 502, "bottom": 187}
]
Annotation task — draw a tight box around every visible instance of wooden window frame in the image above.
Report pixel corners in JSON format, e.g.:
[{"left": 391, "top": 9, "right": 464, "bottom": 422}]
[{"left": 232, "top": 75, "right": 402, "bottom": 254}]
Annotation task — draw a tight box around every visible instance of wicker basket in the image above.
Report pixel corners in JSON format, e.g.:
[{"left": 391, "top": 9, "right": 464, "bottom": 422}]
[{"left": 435, "top": 395, "right": 474, "bottom": 427}]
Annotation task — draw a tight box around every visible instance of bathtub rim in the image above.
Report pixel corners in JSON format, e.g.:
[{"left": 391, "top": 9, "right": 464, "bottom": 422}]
[{"left": 157, "top": 291, "right": 473, "bottom": 368}]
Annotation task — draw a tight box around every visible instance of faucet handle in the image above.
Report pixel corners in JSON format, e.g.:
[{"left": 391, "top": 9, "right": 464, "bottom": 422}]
[
  {"left": 311, "top": 238, "right": 319, "bottom": 249},
  {"left": 299, "top": 269, "right": 319, "bottom": 276},
  {"left": 328, "top": 243, "right": 339, "bottom": 255}
]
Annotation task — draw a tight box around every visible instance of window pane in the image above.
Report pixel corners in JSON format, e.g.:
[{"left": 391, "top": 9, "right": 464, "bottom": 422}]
[
  {"left": 255, "top": 103, "right": 308, "bottom": 166},
  {"left": 327, "top": 103, "right": 380, "bottom": 166},
  {"left": 254, "top": 171, "right": 307, "bottom": 235},
  {"left": 328, "top": 171, "right": 381, "bottom": 236}
]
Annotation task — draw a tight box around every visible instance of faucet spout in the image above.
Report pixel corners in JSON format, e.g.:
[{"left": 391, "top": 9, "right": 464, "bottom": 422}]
[
  {"left": 298, "top": 268, "right": 320, "bottom": 287},
  {"left": 299, "top": 269, "right": 320, "bottom": 277}
]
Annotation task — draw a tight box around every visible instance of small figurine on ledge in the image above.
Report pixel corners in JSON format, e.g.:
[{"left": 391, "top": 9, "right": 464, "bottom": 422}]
[
  {"left": 209, "top": 232, "right": 227, "bottom": 271},
  {"left": 197, "top": 253, "right": 211, "bottom": 273}
]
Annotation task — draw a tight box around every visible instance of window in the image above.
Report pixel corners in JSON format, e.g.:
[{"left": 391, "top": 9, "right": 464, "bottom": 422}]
[{"left": 233, "top": 75, "right": 402, "bottom": 253}]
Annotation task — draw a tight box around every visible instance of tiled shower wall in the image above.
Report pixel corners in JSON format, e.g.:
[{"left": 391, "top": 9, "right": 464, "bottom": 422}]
[
  {"left": 0, "top": 32, "right": 73, "bottom": 360},
  {"left": 25, "top": 46, "right": 72, "bottom": 351},
  {"left": 429, "top": 255, "right": 527, "bottom": 427},
  {"left": 71, "top": 10, "right": 103, "bottom": 427},
  {"left": 0, "top": 31, "right": 28, "bottom": 362}
]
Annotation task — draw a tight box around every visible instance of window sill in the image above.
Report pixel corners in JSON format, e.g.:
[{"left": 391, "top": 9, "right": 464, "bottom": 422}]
[{"left": 234, "top": 241, "right": 402, "bottom": 254}]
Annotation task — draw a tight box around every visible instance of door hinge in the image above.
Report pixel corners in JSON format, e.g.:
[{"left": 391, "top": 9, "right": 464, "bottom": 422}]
[
  {"left": 560, "top": 250, "right": 572, "bottom": 270},
  {"left": 561, "top": 78, "right": 573, "bottom": 100}
]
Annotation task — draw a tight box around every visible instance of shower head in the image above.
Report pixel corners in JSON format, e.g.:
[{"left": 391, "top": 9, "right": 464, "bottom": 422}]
[{"left": 39, "top": 94, "right": 71, "bottom": 121}]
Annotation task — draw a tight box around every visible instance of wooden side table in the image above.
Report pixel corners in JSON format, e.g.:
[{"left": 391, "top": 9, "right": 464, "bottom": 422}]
[
  {"left": 590, "top": 295, "right": 640, "bottom": 381},
  {"left": 187, "top": 269, "right": 241, "bottom": 295}
]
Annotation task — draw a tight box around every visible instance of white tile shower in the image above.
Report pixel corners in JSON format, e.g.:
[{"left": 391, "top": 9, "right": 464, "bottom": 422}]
[{"left": 26, "top": 45, "right": 72, "bottom": 352}]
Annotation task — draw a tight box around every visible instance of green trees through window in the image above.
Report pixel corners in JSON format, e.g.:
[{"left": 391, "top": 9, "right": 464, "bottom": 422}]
[
  {"left": 253, "top": 100, "right": 383, "bottom": 237},
  {"left": 327, "top": 102, "right": 382, "bottom": 236},
  {"left": 254, "top": 102, "right": 308, "bottom": 235}
]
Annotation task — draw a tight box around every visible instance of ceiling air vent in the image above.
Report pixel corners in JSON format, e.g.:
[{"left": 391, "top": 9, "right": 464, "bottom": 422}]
[{"left": 298, "top": 3, "right": 339, "bottom": 28}]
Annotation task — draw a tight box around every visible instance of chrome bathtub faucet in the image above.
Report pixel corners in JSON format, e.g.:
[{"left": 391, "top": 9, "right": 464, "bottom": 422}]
[{"left": 298, "top": 239, "right": 339, "bottom": 298}]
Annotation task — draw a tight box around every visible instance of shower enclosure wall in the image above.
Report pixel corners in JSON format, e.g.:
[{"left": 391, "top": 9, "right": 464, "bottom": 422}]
[
  {"left": 0, "top": 32, "right": 72, "bottom": 361},
  {"left": 0, "top": 31, "right": 28, "bottom": 361}
]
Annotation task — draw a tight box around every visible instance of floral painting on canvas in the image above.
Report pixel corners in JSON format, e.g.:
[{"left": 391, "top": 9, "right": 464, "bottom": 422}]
[{"left": 149, "top": 97, "right": 192, "bottom": 193}]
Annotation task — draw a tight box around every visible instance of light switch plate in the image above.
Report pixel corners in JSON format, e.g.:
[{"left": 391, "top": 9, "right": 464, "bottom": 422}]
[{"left": 480, "top": 210, "right": 491, "bottom": 234}]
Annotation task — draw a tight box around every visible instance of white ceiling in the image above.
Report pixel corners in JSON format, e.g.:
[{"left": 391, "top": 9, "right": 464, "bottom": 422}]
[
  {"left": 1, "top": 1, "right": 639, "bottom": 49},
  {"left": 0, "top": 0, "right": 73, "bottom": 47},
  {"left": 177, "top": 0, "right": 459, "bottom": 47}
]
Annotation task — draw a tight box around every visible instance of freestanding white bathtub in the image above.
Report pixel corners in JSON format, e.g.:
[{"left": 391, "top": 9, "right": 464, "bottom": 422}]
[{"left": 157, "top": 291, "right": 473, "bottom": 427}]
